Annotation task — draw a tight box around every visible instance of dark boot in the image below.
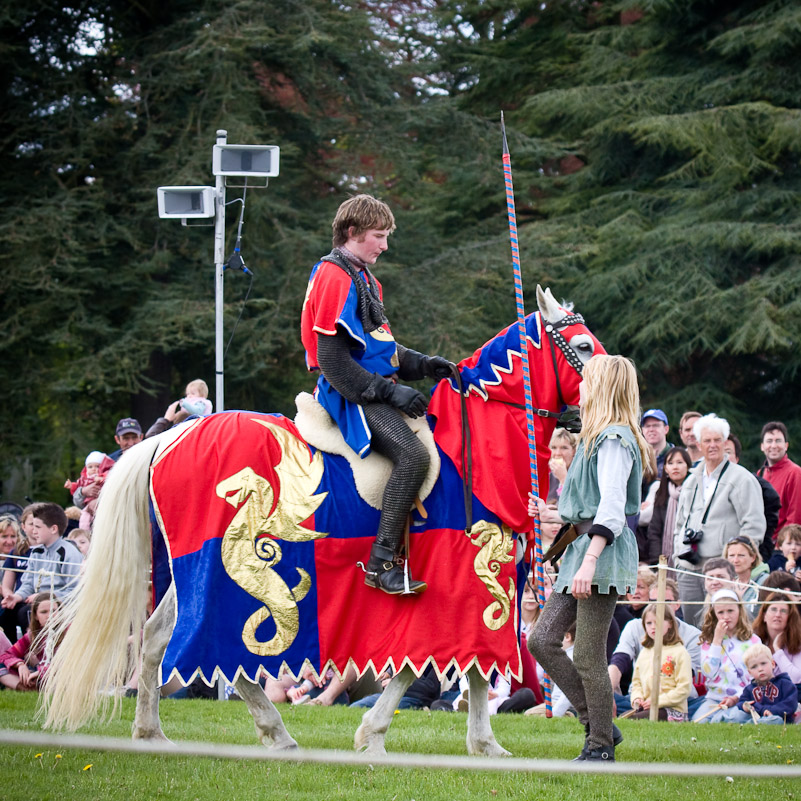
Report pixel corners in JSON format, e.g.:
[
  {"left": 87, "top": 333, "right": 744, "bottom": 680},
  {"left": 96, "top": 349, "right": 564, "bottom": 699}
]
[
  {"left": 582, "top": 745, "right": 615, "bottom": 762},
  {"left": 364, "top": 544, "right": 427, "bottom": 595},
  {"left": 575, "top": 723, "right": 622, "bottom": 761}
]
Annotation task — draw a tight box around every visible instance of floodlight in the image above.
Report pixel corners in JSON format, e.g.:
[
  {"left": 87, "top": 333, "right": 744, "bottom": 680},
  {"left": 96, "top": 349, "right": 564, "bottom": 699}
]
[
  {"left": 157, "top": 186, "right": 216, "bottom": 219},
  {"left": 212, "top": 144, "right": 280, "bottom": 178}
]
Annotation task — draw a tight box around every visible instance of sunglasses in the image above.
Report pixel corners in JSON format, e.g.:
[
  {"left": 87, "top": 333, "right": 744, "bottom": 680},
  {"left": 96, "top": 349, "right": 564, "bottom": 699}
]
[{"left": 727, "top": 536, "right": 755, "bottom": 548}]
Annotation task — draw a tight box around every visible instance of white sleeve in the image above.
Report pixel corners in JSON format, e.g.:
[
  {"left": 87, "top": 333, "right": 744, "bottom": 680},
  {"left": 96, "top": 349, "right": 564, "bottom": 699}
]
[{"left": 594, "top": 437, "right": 634, "bottom": 536}]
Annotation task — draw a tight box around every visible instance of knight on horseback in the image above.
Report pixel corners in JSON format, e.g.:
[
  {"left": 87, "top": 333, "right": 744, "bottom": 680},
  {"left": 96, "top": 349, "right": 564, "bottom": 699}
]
[{"left": 301, "top": 195, "right": 454, "bottom": 596}]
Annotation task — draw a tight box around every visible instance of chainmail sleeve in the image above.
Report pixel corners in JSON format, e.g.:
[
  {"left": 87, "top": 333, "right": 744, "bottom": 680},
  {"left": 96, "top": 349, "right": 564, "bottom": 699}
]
[{"left": 316, "top": 329, "right": 377, "bottom": 404}]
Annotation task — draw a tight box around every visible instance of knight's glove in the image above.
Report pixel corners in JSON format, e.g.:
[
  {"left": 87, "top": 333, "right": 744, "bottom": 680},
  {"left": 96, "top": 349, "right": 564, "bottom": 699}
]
[
  {"left": 424, "top": 355, "right": 456, "bottom": 380},
  {"left": 397, "top": 346, "right": 455, "bottom": 381},
  {"left": 362, "top": 374, "right": 428, "bottom": 418}
]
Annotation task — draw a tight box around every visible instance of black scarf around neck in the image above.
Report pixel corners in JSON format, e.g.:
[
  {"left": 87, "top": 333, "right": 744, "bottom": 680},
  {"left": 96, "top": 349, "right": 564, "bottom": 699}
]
[{"left": 324, "top": 248, "right": 387, "bottom": 333}]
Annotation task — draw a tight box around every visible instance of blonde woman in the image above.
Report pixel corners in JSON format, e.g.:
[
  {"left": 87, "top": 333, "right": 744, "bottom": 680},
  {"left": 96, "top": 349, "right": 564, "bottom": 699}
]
[{"left": 528, "top": 355, "right": 654, "bottom": 762}]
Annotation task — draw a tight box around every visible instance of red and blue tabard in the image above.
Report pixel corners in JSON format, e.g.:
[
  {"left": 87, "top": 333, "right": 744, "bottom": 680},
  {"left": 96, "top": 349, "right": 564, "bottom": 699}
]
[{"left": 301, "top": 259, "right": 399, "bottom": 458}]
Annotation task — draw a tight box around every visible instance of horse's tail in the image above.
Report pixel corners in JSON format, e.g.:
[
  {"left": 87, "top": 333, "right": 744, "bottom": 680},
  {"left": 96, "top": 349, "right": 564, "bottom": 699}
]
[{"left": 41, "top": 433, "right": 163, "bottom": 730}]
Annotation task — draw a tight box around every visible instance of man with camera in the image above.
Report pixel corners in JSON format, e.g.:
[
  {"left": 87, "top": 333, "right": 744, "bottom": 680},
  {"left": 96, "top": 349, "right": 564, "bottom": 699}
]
[{"left": 672, "top": 414, "right": 765, "bottom": 626}]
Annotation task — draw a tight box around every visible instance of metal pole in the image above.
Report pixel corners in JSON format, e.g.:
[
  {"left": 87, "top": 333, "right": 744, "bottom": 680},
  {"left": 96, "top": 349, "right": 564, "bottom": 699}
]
[
  {"left": 649, "top": 556, "right": 667, "bottom": 721},
  {"left": 213, "top": 129, "right": 227, "bottom": 412}
]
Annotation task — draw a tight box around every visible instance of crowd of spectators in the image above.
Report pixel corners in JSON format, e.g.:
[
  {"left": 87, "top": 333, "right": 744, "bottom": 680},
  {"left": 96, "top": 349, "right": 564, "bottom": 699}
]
[{"left": 1, "top": 396, "right": 799, "bottom": 728}]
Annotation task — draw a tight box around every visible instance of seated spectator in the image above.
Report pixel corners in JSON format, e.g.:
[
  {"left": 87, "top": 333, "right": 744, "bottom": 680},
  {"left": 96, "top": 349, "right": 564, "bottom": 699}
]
[
  {"left": 266, "top": 664, "right": 356, "bottom": 706},
  {"left": 0, "top": 504, "right": 82, "bottom": 640},
  {"left": 628, "top": 604, "right": 692, "bottom": 721},
  {"left": 758, "top": 571, "right": 801, "bottom": 603},
  {"left": 768, "top": 524, "right": 801, "bottom": 579},
  {"left": 723, "top": 535, "right": 769, "bottom": 619},
  {"left": 752, "top": 592, "right": 801, "bottom": 688},
  {"left": 696, "top": 557, "right": 738, "bottom": 626},
  {"left": 720, "top": 644, "right": 798, "bottom": 725},
  {"left": 0, "top": 593, "right": 60, "bottom": 691},
  {"left": 0, "top": 509, "right": 37, "bottom": 643},
  {"left": 608, "top": 578, "right": 701, "bottom": 707},
  {"left": 623, "top": 567, "right": 656, "bottom": 620},
  {"left": 692, "top": 589, "right": 761, "bottom": 722},
  {"left": 645, "top": 446, "right": 692, "bottom": 565},
  {"left": 64, "top": 451, "right": 115, "bottom": 530},
  {"left": 546, "top": 429, "right": 577, "bottom": 502},
  {"left": 67, "top": 528, "right": 91, "bottom": 558},
  {"left": 146, "top": 379, "right": 214, "bottom": 438}
]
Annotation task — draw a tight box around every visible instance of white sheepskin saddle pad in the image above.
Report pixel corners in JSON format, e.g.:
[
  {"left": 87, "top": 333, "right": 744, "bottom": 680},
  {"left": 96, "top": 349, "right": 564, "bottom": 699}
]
[{"left": 294, "top": 392, "right": 440, "bottom": 511}]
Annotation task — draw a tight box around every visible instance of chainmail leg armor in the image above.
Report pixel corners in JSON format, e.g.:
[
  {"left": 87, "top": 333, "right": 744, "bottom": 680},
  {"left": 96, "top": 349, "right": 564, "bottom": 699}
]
[
  {"left": 316, "top": 332, "right": 429, "bottom": 552},
  {"left": 362, "top": 403, "right": 430, "bottom": 552}
]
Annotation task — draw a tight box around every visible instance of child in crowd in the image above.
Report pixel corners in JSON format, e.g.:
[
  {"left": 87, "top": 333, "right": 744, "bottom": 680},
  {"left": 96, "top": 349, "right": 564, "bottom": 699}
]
[
  {"left": 722, "top": 644, "right": 799, "bottom": 725},
  {"left": 64, "top": 451, "right": 115, "bottom": 530},
  {"left": 768, "top": 524, "right": 801, "bottom": 578},
  {"left": 629, "top": 604, "right": 692, "bottom": 721},
  {"left": 181, "top": 379, "right": 213, "bottom": 417},
  {"left": 67, "top": 529, "right": 91, "bottom": 558},
  {"left": 0, "top": 593, "right": 59, "bottom": 690},
  {"left": 692, "top": 589, "right": 761, "bottom": 722}
]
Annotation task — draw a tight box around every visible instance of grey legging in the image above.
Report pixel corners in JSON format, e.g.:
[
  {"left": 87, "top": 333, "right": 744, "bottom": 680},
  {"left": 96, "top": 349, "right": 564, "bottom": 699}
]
[{"left": 528, "top": 589, "right": 618, "bottom": 750}]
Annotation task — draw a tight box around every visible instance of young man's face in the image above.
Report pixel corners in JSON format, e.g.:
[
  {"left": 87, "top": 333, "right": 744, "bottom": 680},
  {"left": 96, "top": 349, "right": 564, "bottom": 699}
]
[
  {"left": 31, "top": 517, "right": 60, "bottom": 546},
  {"left": 704, "top": 568, "right": 732, "bottom": 595},
  {"left": 345, "top": 228, "right": 391, "bottom": 265},
  {"left": 747, "top": 654, "right": 775, "bottom": 684},
  {"left": 680, "top": 415, "right": 700, "bottom": 449},
  {"left": 641, "top": 417, "right": 668, "bottom": 450},
  {"left": 761, "top": 429, "right": 789, "bottom": 466}
]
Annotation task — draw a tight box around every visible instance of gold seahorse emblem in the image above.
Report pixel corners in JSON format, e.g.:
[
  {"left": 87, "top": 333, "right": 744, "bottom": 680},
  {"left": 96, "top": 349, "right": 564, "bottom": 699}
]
[
  {"left": 216, "top": 419, "right": 328, "bottom": 656},
  {"left": 466, "top": 521, "right": 516, "bottom": 631}
]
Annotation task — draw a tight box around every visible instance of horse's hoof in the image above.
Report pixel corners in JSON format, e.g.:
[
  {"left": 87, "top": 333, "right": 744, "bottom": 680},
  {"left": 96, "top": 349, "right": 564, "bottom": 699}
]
[
  {"left": 268, "top": 738, "right": 299, "bottom": 751},
  {"left": 355, "top": 724, "right": 386, "bottom": 755},
  {"left": 132, "top": 728, "right": 171, "bottom": 743},
  {"left": 467, "top": 740, "right": 511, "bottom": 758}
]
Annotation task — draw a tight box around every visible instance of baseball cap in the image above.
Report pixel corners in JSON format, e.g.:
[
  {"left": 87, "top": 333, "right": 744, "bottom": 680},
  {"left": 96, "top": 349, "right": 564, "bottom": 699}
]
[
  {"left": 115, "top": 417, "right": 142, "bottom": 436},
  {"left": 641, "top": 409, "right": 668, "bottom": 426}
]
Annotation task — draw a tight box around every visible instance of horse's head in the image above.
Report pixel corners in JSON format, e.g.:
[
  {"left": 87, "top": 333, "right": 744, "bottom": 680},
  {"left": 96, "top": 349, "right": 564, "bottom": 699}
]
[{"left": 534, "top": 284, "right": 606, "bottom": 410}]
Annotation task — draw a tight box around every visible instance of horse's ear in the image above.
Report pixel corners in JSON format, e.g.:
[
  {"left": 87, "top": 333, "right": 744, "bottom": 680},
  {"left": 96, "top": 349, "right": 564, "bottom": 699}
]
[{"left": 536, "top": 285, "right": 564, "bottom": 324}]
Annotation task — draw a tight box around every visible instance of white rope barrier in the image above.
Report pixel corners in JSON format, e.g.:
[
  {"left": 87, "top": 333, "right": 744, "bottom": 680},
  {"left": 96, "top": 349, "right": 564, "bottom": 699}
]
[{"left": 1, "top": 729, "right": 799, "bottom": 777}]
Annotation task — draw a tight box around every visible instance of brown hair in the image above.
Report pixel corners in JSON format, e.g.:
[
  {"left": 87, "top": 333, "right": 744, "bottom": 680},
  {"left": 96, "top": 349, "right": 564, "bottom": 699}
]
[
  {"left": 30, "top": 502, "right": 68, "bottom": 537},
  {"left": 331, "top": 195, "right": 396, "bottom": 247},
  {"left": 752, "top": 593, "right": 801, "bottom": 656},
  {"left": 699, "top": 599, "right": 753, "bottom": 644},
  {"left": 29, "top": 592, "right": 60, "bottom": 645},
  {"left": 776, "top": 524, "right": 801, "bottom": 548},
  {"left": 641, "top": 604, "right": 683, "bottom": 648},
  {"left": 761, "top": 421, "right": 788, "bottom": 442}
]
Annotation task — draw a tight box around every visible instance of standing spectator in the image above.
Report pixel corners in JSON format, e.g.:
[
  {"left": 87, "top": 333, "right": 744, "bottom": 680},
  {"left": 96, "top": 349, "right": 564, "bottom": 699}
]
[
  {"left": 768, "top": 525, "right": 801, "bottom": 578},
  {"left": 109, "top": 418, "right": 143, "bottom": 462},
  {"left": 724, "top": 436, "right": 780, "bottom": 561},
  {"left": 645, "top": 446, "right": 692, "bottom": 564},
  {"left": 678, "top": 411, "right": 702, "bottom": 465},
  {"left": 758, "top": 421, "right": 801, "bottom": 533},
  {"left": 673, "top": 414, "right": 766, "bottom": 625},
  {"left": 547, "top": 429, "right": 578, "bottom": 502},
  {"left": 0, "top": 504, "right": 82, "bottom": 633},
  {"left": 637, "top": 410, "right": 673, "bottom": 561}
]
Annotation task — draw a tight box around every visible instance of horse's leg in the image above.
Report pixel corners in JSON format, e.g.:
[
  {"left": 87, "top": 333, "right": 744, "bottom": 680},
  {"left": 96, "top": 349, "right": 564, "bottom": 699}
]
[
  {"left": 132, "top": 584, "right": 175, "bottom": 742},
  {"left": 235, "top": 675, "right": 298, "bottom": 750},
  {"left": 354, "top": 665, "right": 416, "bottom": 755},
  {"left": 465, "top": 664, "right": 511, "bottom": 757}
]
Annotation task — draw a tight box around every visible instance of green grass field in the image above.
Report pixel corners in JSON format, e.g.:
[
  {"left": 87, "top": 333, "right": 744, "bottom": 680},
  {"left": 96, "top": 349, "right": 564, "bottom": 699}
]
[{"left": 1, "top": 693, "right": 799, "bottom": 801}]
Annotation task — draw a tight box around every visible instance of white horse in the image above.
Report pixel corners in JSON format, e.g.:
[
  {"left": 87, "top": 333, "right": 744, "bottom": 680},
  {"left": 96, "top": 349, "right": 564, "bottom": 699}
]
[{"left": 41, "top": 287, "right": 602, "bottom": 756}]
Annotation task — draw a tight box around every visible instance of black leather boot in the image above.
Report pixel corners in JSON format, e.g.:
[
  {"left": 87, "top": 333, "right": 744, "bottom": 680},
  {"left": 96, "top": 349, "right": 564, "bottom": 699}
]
[
  {"left": 364, "top": 543, "right": 427, "bottom": 595},
  {"left": 574, "top": 723, "right": 622, "bottom": 761}
]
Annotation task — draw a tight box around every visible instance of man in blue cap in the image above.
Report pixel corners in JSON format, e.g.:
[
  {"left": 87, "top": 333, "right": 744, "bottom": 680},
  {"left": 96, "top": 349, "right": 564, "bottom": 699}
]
[{"left": 641, "top": 409, "right": 673, "bottom": 480}]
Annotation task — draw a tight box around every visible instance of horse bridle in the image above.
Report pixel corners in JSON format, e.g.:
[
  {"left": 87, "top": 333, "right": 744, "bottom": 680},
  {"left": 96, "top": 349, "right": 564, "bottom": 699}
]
[{"left": 453, "top": 311, "right": 588, "bottom": 532}]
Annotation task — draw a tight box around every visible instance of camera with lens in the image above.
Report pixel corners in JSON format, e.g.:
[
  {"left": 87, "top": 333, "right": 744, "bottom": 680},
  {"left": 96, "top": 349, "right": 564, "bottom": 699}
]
[{"left": 676, "top": 527, "right": 704, "bottom": 564}]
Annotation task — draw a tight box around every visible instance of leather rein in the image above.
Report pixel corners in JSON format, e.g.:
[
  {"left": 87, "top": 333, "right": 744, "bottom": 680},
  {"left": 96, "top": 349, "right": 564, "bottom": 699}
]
[{"left": 453, "top": 313, "right": 587, "bottom": 533}]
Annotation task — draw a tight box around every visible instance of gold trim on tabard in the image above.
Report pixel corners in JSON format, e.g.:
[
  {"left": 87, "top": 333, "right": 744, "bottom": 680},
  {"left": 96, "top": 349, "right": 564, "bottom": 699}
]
[
  {"left": 216, "top": 419, "right": 328, "bottom": 656},
  {"left": 466, "top": 521, "right": 517, "bottom": 631}
]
